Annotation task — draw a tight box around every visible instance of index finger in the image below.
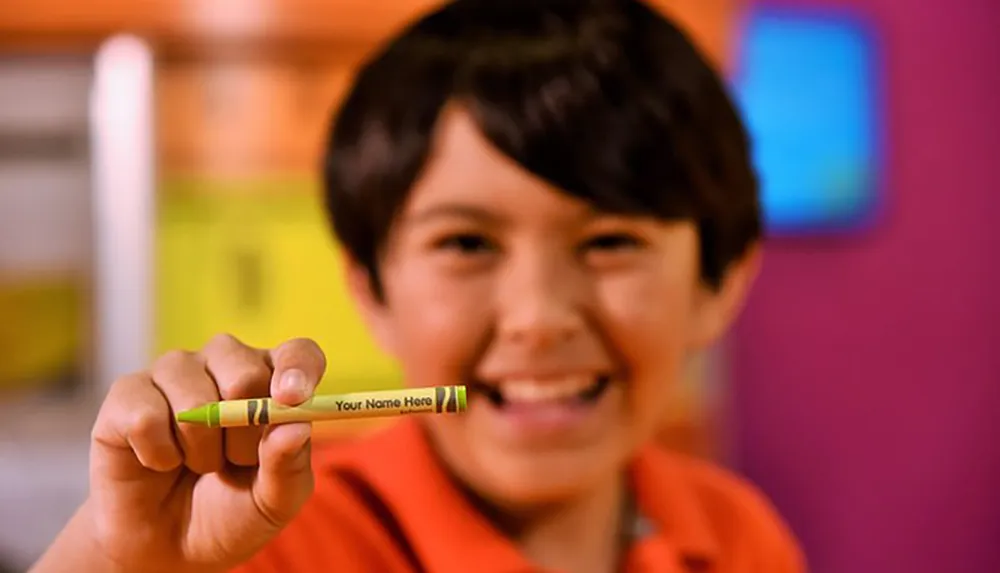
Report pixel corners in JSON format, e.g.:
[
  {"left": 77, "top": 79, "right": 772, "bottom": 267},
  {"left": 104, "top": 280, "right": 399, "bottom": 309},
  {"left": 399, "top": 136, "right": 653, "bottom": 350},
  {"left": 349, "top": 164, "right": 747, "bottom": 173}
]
[{"left": 268, "top": 338, "right": 326, "bottom": 406}]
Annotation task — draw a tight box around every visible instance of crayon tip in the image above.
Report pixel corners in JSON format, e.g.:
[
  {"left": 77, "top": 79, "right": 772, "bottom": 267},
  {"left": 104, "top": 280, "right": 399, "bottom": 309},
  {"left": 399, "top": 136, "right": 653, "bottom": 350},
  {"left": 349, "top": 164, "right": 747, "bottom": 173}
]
[{"left": 176, "top": 404, "right": 211, "bottom": 425}]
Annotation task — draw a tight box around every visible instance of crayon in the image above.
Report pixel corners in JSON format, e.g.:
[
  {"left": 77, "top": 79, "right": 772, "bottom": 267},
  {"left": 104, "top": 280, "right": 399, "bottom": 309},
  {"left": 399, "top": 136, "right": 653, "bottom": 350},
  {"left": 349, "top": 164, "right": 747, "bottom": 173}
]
[{"left": 175, "top": 385, "right": 467, "bottom": 428}]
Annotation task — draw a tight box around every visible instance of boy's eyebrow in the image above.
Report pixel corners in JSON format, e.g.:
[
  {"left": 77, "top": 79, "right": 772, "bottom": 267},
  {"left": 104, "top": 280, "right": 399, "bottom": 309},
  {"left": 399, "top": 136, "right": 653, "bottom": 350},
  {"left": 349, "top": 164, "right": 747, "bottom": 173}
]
[
  {"left": 402, "top": 202, "right": 634, "bottom": 228},
  {"left": 403, "top": 204, "right": 508, "bottom": 226}
]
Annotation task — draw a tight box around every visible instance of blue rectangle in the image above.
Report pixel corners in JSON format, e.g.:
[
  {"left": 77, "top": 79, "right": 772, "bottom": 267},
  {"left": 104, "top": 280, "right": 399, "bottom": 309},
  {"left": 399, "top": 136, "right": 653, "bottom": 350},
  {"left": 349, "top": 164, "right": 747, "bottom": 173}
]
[{"left": 730, "top": 7, "right": 884, "bottom": 234}]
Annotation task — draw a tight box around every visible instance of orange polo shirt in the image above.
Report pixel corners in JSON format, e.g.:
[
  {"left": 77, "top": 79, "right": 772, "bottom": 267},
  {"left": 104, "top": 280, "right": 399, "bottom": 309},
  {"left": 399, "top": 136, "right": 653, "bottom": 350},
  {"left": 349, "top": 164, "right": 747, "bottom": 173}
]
[{"left": 232, "top": 419, "right": 805, "bottom": 573}]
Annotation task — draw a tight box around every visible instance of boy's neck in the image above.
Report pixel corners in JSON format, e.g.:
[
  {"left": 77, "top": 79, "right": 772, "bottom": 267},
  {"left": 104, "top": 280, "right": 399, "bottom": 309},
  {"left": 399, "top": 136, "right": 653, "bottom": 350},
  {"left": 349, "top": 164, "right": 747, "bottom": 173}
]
[
  {"left": 468, "top": 471, "right": 630, "bottom": 573},
  {"left": 420, "top": 423, "right": 633, "bottom": 573},
  {"left": 515, "top": 473, "right": 629, "bottom": 573}
]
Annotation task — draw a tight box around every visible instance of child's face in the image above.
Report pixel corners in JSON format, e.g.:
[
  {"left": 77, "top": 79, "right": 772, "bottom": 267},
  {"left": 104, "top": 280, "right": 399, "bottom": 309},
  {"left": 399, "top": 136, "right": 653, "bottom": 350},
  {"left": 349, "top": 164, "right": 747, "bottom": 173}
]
[{"left": 349, "top": 107, "right": 755, "bottom": 509}]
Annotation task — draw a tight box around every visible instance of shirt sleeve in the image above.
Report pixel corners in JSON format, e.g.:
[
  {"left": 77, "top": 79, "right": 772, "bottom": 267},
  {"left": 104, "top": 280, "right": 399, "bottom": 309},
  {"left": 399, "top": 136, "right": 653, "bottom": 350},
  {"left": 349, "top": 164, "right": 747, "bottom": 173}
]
[
  {"left": 734, "top": 482, "right": 809, "bottom": 573},
  {"left": 680, "top": 456, "right": 810, "bottom": 572},
  {"left": 758, "top": 509, "right": 808, "bottom": 573}
]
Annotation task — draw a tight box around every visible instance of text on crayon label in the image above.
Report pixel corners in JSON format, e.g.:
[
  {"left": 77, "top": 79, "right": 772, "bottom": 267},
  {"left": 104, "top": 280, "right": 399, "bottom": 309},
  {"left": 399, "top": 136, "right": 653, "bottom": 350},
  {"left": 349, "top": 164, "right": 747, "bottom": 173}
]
[{"left": 334, "top": 396, "right": 434, "bottom": 411}]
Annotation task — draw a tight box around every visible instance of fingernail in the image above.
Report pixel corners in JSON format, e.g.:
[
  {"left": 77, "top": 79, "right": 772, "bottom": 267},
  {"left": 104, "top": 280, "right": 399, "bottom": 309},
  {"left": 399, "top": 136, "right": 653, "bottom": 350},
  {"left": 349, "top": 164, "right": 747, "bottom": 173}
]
[{"left": 281, "top": 369, "right": 307, "bottom": 397}]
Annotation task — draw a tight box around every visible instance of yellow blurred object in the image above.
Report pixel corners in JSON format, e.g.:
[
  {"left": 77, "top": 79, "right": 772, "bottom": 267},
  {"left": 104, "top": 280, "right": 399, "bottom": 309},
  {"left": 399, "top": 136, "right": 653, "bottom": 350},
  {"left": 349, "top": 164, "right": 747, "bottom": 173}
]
[
  {"left": 154, "top": 176, "right": 402, "bottom": 394},
  {"left": 0, "top": 278, "right": 83, "bottom": 390}
]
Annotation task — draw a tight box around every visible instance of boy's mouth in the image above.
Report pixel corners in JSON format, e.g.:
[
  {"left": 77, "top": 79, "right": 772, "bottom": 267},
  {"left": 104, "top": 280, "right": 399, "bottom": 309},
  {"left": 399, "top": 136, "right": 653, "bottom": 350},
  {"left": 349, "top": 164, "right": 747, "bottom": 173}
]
[{"left": 469, "top": 374, "right": 613, "bottom": 408}]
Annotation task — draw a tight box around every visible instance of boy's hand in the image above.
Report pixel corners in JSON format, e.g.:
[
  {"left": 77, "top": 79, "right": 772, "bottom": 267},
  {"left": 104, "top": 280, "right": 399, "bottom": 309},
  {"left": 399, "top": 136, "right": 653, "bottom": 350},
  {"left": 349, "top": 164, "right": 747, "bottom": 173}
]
[{"left": 84, "top": 334, "right": 325, "bottom": 573}]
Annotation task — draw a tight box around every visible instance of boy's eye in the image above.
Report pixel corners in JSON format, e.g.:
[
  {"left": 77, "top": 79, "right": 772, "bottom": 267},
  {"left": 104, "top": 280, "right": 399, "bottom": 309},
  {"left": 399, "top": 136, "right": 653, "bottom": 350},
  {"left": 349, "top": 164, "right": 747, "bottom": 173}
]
[
  {"left": 581, "top": 232, "right": 645, "bottom": 252},
  {"left": 434, "top": 233, "right": 496, "bottom": 254}
]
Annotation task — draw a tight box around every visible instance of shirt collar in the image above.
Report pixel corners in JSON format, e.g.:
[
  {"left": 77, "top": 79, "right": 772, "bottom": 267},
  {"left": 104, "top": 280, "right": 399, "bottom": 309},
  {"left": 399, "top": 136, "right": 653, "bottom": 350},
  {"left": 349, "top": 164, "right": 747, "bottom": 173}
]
[
  {"left": 316, "top": 419, "right": 720, "bottom": 573},
  {"left": 629, "top": 441, "right": 721, "bottom": 567}
]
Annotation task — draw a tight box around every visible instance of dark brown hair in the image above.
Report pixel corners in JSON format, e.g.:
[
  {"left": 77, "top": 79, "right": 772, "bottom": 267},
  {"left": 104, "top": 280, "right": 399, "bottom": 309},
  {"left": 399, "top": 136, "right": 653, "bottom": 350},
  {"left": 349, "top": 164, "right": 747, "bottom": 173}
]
[{"left": 323, "top": 0, "right": 760, "bottom": 297}]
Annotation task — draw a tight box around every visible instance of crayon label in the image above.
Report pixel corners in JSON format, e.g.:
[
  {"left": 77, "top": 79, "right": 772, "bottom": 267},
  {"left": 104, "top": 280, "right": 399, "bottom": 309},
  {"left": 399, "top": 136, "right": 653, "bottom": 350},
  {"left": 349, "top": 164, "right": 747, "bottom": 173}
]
[{"left": 212, "top": 386, "right": 466, "bottom": 427}]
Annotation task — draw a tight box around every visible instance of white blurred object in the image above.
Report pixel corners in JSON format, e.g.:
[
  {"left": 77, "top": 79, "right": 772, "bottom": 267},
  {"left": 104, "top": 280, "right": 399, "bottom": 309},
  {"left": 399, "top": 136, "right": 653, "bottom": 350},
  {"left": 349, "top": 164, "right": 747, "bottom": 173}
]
[{"left": 90, "top": 35, "right": 156, "bottom": 393}]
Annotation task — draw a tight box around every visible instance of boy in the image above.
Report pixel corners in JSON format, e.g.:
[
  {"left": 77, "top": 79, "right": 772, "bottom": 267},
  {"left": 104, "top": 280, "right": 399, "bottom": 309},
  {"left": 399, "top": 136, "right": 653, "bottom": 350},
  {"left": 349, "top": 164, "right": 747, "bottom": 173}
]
[{"left": 32, "top": 0, "right": 805, "bottom": 571}]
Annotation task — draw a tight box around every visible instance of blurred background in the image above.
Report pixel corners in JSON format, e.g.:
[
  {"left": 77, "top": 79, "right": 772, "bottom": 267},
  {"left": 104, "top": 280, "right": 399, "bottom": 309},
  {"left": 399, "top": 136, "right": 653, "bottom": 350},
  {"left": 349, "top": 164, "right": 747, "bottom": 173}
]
[{"left": 0, "top": 0, "right": 996, "bottom": 571}]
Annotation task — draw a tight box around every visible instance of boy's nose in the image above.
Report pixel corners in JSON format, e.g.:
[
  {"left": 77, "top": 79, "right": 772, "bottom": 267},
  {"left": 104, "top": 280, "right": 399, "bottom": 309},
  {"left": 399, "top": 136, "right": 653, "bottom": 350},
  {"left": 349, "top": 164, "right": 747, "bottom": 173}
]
[{"left": 494, "top": 253, "right": 586, "bottom": 350}]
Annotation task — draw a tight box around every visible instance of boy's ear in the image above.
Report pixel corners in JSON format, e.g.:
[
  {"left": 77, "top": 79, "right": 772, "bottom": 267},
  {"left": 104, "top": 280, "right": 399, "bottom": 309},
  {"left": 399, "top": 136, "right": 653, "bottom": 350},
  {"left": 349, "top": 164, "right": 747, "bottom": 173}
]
[
  {"left": 341, "top": 252, "right": 399, "bottom": 358},
  {"left": 690, "top": 242, "right": 762, "bottom": 349}
]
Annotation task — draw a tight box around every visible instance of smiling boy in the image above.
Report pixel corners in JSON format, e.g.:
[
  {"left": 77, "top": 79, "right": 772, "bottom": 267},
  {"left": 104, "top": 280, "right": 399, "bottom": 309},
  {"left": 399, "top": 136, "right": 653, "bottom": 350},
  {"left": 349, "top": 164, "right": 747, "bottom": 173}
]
[{"left": 32, "top": 1, "right": 804, "bottom": 572}]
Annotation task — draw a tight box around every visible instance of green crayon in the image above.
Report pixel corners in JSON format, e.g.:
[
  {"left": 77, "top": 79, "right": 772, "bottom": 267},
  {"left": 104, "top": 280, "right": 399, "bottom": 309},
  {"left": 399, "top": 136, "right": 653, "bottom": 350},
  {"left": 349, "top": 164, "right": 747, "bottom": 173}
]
[{"left": 175, "top": 385, "right": 467, "bottom": 428}]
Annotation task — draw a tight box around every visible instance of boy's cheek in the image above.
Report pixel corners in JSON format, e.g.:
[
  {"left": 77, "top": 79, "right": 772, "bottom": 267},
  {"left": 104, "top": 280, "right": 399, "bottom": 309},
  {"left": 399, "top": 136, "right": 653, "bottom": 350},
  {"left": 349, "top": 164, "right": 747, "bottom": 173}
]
[
  {"left": 597, "top": 282, "right": 696, "bottom": 369},
  {"left": 392, "top": 303, "right": 490, "bottom": 387},
  {"left": 600, "top": 305, "right": 697, "bottom": 442},
  {"left": 385, "top": 265, "right": 491, "bottom": 342},
  {"left": 626, "top": 373, "right": 681, "bottom": 448}
]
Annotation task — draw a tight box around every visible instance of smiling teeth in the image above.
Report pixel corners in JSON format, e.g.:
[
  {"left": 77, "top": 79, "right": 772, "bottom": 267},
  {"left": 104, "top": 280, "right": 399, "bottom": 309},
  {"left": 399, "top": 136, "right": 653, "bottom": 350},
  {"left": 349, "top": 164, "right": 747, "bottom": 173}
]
[{"left": 498, "top": 376, "right": 596, "bottom": 404}]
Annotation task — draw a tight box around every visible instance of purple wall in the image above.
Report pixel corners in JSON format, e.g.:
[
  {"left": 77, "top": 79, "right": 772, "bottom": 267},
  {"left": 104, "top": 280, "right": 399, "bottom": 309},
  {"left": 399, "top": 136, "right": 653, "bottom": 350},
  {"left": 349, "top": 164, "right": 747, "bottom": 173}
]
[{"left": 730, "top": 0, "right": 1000, "bottom": 572}]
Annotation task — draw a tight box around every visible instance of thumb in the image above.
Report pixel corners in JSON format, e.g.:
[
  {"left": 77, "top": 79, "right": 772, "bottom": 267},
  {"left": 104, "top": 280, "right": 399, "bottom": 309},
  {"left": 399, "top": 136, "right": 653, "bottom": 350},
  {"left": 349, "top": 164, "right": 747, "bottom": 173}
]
[
  {"left": 253, "top": 421, "right": 314, "bottom": 527},
  {"left": 252, "top": 340, "right": 324, "bottom": 527}
]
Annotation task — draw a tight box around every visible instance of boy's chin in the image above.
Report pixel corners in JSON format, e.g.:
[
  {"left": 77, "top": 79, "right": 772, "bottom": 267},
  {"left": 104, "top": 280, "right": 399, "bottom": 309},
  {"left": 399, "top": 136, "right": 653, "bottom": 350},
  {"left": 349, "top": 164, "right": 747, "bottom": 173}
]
[
  {"left": 463, "top": 446, "right": 628, "bottom": 512},
  {"left": 423, "top": 413, "right": 636, "bottom": 512}
]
